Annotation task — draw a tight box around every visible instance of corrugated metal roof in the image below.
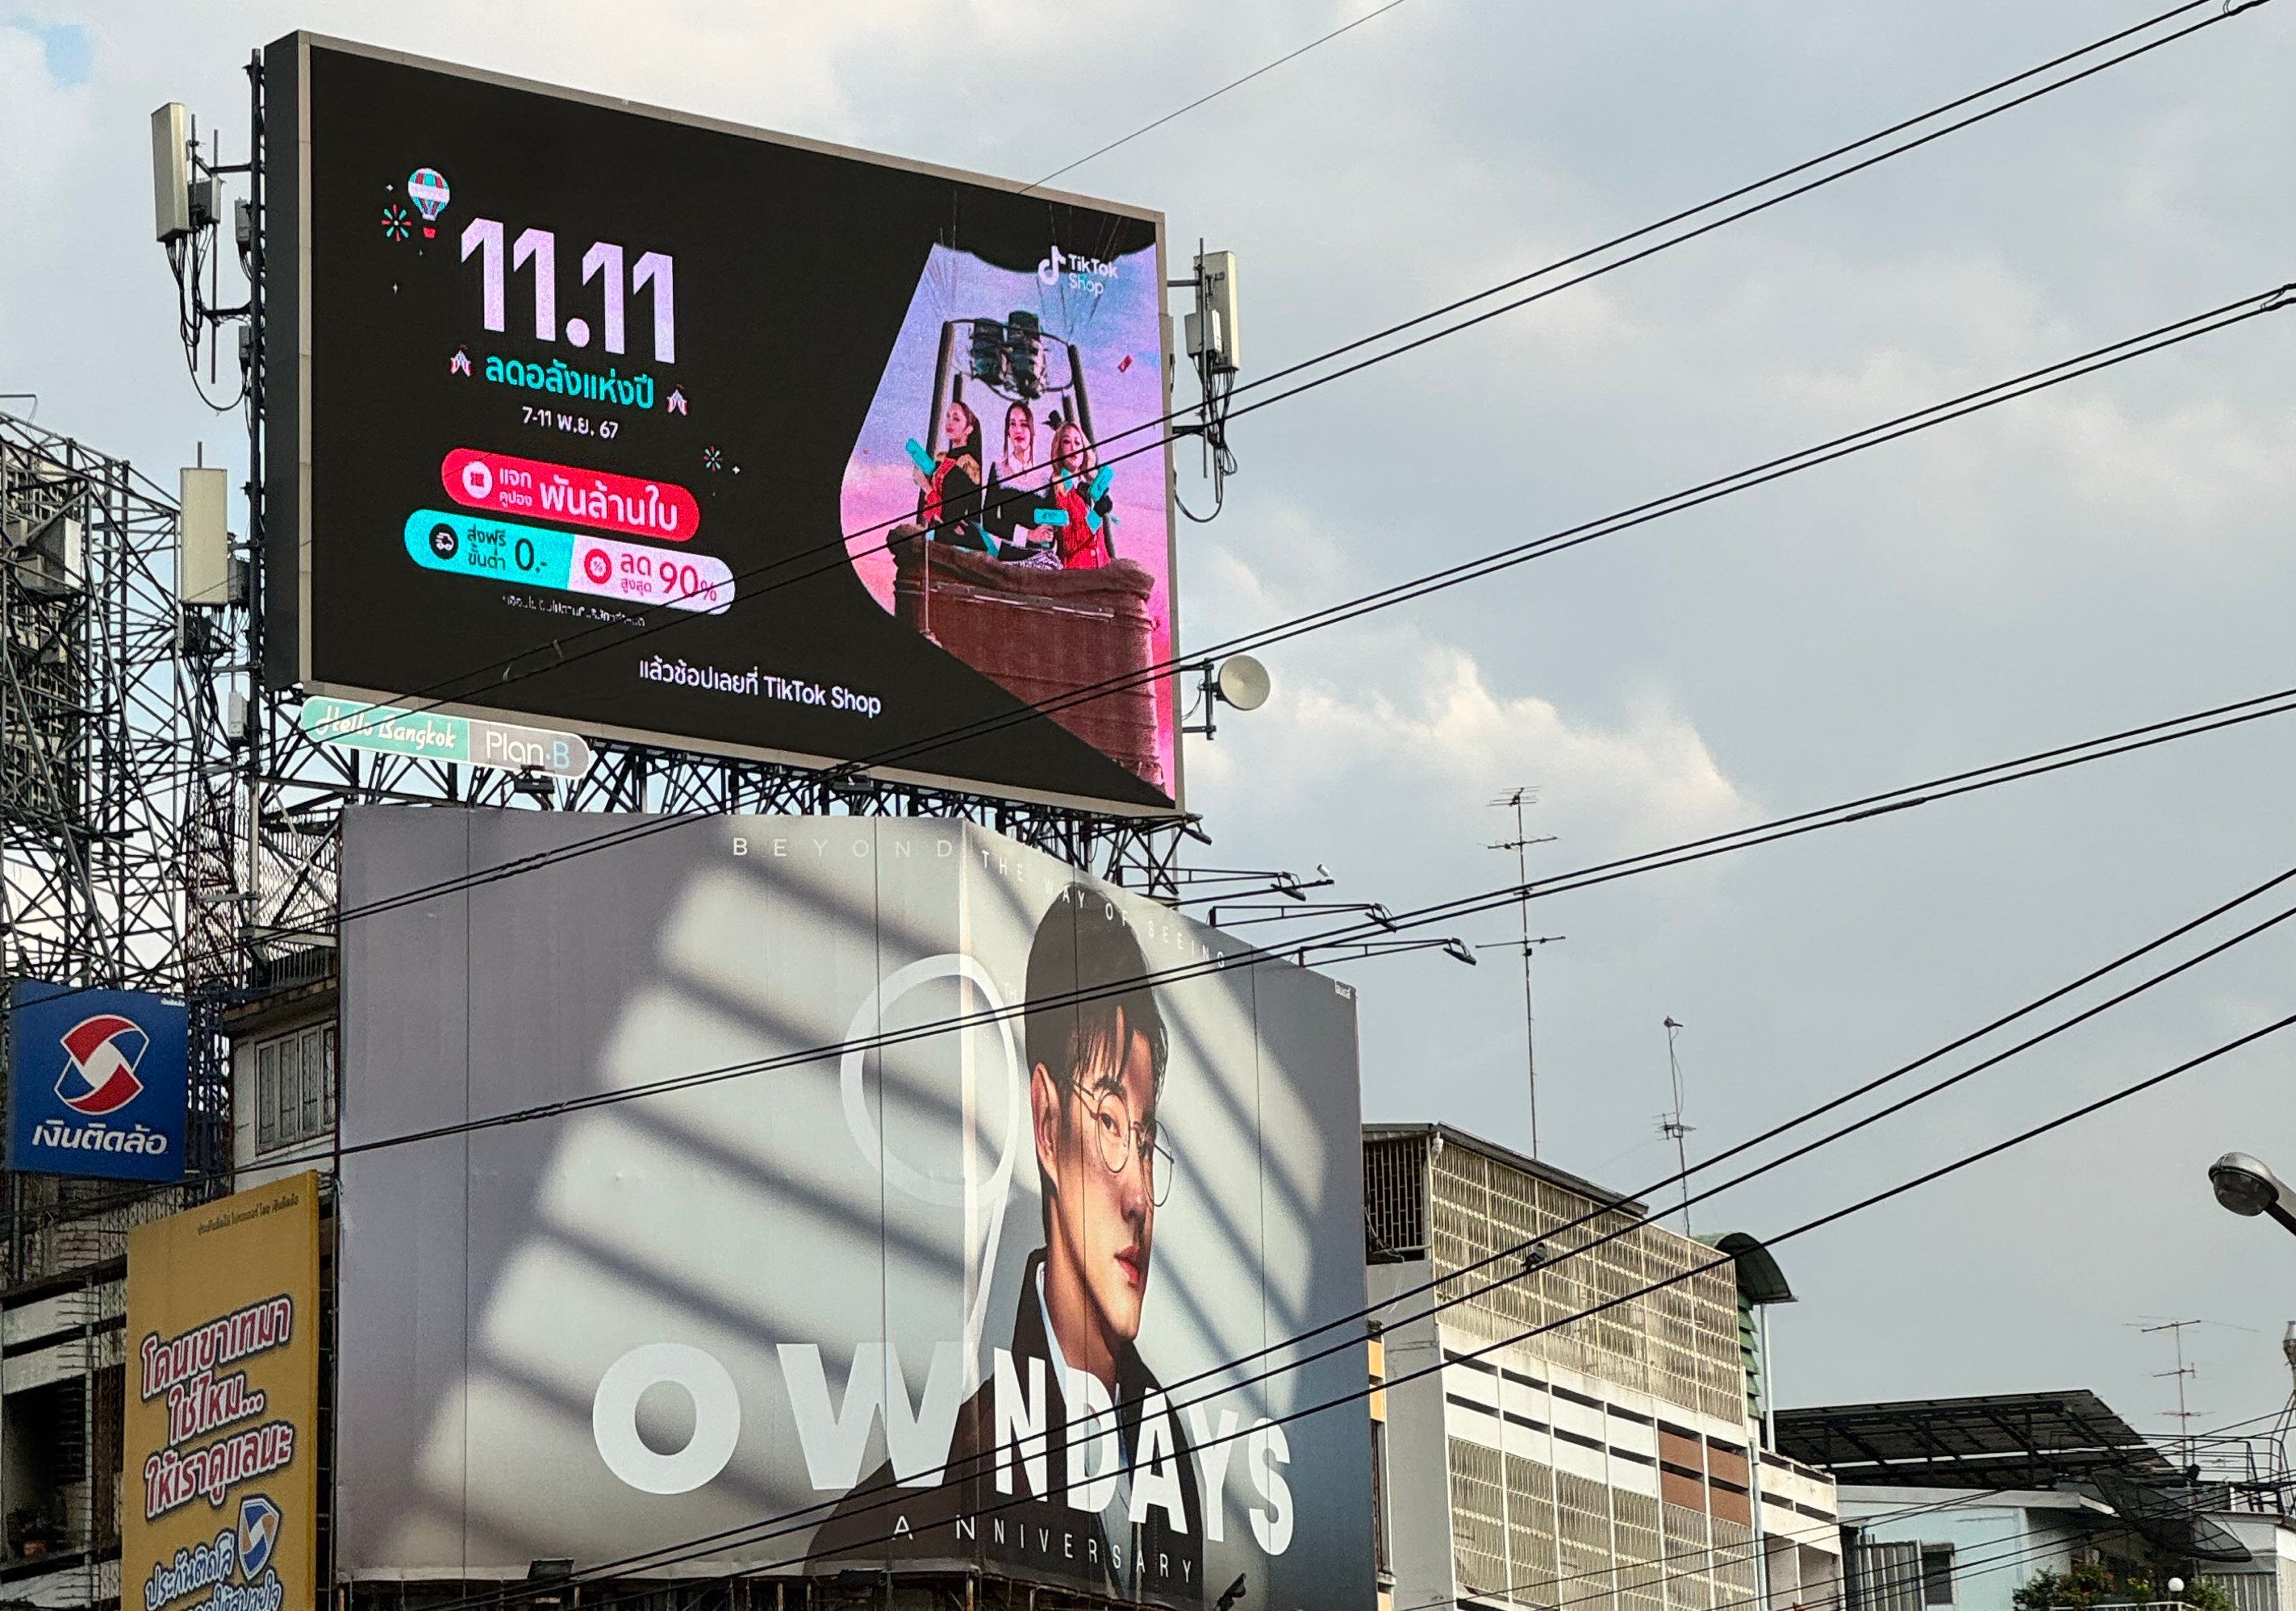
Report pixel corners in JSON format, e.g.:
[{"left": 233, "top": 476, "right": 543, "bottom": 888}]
[{"left": 1777, "top": 1390, "right": 2175, "bottom": 1488}]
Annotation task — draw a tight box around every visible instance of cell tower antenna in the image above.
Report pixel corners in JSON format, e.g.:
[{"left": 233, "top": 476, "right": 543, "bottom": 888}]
[
  {"left": 1484, "top": 787, "right": 1559, "bottom": 1158},
  {"left": 1659, "top": 1016, "right": 1693, "bottom": 1233}
]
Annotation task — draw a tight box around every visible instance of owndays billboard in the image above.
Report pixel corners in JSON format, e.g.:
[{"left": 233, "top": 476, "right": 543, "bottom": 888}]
[
  {"left": 267, "top": 35, "right": 1182, "bottom": 813},
  {"left": 335, "top": 810, "right": 1371, "bottom": 1609}
]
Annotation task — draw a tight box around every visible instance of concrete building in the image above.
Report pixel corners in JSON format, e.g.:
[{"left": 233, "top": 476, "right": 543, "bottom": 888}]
[
  {"left": 0, "top": 1192, "right": 182, "bottom": 1611},
  {"left": 1364, "top": 1124, "right": 1840, "bottom": 1611}
]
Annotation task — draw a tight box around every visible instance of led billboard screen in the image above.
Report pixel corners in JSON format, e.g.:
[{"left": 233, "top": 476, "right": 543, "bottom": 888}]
[
  {"left": 266, "top": 35, "right": 1180, "bottom": 813},
  {"left": 335, "top": 808, "right": 1371, "bottom": 1610}
]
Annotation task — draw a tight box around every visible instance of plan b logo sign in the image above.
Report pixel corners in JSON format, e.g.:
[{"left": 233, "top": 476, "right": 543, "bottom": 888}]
[{"left": 7, "top": 984, "right": 187, "bottom": 1181}]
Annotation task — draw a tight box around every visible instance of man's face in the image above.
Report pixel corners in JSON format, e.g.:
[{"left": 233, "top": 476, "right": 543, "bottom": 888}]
[{"left": 1035, "top": 1021, "right": 1158, "bottom": 1346}]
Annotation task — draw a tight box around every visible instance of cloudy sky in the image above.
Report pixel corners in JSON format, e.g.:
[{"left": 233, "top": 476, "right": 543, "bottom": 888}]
[{"left": 8, "top": 0, "right": 2296, "bottom": 1449}]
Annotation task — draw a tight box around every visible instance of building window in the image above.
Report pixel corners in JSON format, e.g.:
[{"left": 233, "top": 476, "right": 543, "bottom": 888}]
[
  {"left": 1922, "top": 1545, "right": 1956, "bottom": 1606},
  {"left": 253, "top": 1022, "right": 336, "bottom": 1155}
]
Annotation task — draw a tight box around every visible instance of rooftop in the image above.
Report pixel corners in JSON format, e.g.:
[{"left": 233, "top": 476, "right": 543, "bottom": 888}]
[
  {"left": 1363, "top": 1121, "right": 1650, "bottom": 1219},
  {"left": 1777, "top": 1390, "right": 2175, "bottom": 1490}
]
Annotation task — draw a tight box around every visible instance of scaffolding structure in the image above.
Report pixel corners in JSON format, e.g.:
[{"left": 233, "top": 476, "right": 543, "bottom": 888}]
[
  {"left": 0, "top": 415, "right": 216, "bottom": 995},
  {"left": 0, "top": 411, "right": 243, "bottom": 1232},
  {"left": 0, "top": 414, "right": 246, "bottom": 1605}
]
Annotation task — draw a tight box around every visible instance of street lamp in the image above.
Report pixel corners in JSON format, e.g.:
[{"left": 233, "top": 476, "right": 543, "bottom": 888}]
[{"left": 2207, "top": 1152, "right": 2296, "bottom": 1237}]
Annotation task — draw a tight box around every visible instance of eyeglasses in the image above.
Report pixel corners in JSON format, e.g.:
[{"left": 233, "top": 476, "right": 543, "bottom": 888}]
[{"left": 1066, "top": 1081, "right": 1174, "bottom": 1208}]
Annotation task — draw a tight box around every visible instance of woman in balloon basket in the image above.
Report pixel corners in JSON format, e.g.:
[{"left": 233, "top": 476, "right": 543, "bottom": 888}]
[
  {"left": 1036, "top": 415, "right": 1117, "bottom": 571},
  {"left": 907, "top": 398, "right": 993, "bottom": 552}
]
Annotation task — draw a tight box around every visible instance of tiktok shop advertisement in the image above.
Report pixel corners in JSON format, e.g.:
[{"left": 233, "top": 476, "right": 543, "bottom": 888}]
[
  {"left": 334, "top": 809, "right": 1373, "bottom": 1611},
  {"left": 123, "top": 1175, "right": 320, "bottom": 1611},
  {"left": 271, "top": 35, "right": 1179, "bottom": 812}
]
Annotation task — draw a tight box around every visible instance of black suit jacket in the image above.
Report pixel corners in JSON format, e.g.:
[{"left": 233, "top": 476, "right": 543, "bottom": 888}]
[{"left": 813, "top": 1250, "right": 1207, "bottom": 1605}]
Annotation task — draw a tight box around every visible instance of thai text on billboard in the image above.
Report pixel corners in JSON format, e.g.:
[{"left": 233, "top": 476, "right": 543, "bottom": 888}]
[
  {"left": 268, "top": 35, "right": 1180, "bottom": 813},
  {"left": 123, "top": 1174, "right": 321, "bottom": 1611}
]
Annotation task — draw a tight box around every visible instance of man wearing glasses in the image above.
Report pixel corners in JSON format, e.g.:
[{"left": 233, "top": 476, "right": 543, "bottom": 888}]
[
  {"left": 816, "top": 883, "right": 1205, "bottom": 1605},
  {"left": 1024, "top": 881, "right": 1179, "bottom": 1434}
]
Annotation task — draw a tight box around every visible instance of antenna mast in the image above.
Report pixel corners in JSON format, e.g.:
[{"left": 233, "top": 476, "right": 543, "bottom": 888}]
[
  {"left": 1660, "top": 1017, "right": 1693, "bottom": 1233},
  {"left": 2142, "top": 1317, "right": 2209, "bottom": 1470},
  {"left": 1486, "top": 787, "right": 1559, "bottom": 1158}
]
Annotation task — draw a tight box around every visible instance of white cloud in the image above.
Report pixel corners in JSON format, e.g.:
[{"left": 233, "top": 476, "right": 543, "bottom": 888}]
[{"left": 1196, "top": 636, "right": 1747, "bottom": 852}]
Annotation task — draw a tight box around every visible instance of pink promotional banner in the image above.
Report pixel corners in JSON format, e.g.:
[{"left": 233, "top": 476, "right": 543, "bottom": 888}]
[{"left": 442, "top": 448, "right": 702, "bottom": 542}]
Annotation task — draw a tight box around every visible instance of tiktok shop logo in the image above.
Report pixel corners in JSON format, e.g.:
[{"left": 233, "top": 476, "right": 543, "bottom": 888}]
[{"left": 1037, "top": 245, "right": 1117, "bottom": 295}]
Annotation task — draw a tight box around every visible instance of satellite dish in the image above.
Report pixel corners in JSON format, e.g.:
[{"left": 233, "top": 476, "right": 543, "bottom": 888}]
[
  {"left": 2093, "top": 1469, "right": 2252, "bottom": 1564},
  {"left": 1215, "top": 654, "right": 1270, "bottom": 712}
]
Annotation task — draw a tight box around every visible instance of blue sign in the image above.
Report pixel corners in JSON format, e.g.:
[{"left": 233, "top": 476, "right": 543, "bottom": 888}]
[{"left": 7, "top": 983, "right": 187, "bottom": 1180}]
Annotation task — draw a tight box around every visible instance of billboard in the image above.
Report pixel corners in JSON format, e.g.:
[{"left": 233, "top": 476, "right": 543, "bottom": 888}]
[
  {"left": 265, "top": 34, "right": 1181, "bottom": 814},
  {"left": 336, "top": 809, "right": 1371, "bottom": 1611},
  {"left": 123, "top": 1173, "right": 321, "bottom": 1611},
  {"left": 6, "top": 983, "right": 187, "bottom": 1180}
]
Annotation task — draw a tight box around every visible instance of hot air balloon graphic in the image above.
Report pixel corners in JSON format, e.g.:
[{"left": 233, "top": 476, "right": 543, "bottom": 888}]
[{"left": 407, "top": 168, "right": 450, "bottom": 237}]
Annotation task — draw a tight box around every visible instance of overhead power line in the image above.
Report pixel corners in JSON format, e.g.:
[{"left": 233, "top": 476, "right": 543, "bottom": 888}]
[
  {"left": 51, "top": 843, "right": 2293, "bottom": 1586},
  {"left": 518, "top": 891, "right": 2296, "bottom": 1585},
  {"left": 202, "top": 676, "right": 2296, "bottom": 1193},
  {"left": 848, "top": 286, "right": 2292, "bottom": 779},
  {"left": 380, "top": 1004, "right": 2296, "bottom": 1605},
  {"left": 307, "top": 281, "right": 2295, "bottom": 933},
  {"left": 52, "top": 705, "right": 2294, "bottom": 1246},
  {"left": 1021, "top": 0, "right": 1423, "bottom": 193},
  {"left": 151, "top": 848, "right": 2296, "bottom": 1595},
  {"left": 692, "top": 1007, "right": 2292, "bottom": 1588},
  {"left": 296, "top": 0, "right": 2269, "bottom": 764}
]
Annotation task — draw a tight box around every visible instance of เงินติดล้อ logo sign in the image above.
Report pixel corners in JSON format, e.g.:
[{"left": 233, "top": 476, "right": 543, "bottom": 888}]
[
  {"left": 59, "top": 1013, "right": 151, "bottom": 1114},
  {"left": 7, "top": 983, "right": 188, "bottom": 1182}
]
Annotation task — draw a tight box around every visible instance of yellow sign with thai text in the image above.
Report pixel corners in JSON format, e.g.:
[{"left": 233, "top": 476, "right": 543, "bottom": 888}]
[{"left": 123, "top": 1174, "right": 320, "bottom": 1611}]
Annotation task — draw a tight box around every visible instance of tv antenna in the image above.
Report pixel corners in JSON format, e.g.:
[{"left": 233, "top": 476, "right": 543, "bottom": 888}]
[
  {"left": 2135, "top": 1317, "right": 2239, "bottom": 1471},
  {"left": 1660, "top": 1017, "right": 1693, "bottom": 1233},
  {"left": 1482, "top": 787, "right": 1559, "bottom": 1157}
]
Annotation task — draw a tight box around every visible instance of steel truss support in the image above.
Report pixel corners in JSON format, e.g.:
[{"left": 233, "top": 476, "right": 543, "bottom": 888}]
[
  {"left": 0, "top": 413, "right": 239, "bottom": 1279},
  {"left": 236, "top": 696, "right": 1196, "bottom": 942}
]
